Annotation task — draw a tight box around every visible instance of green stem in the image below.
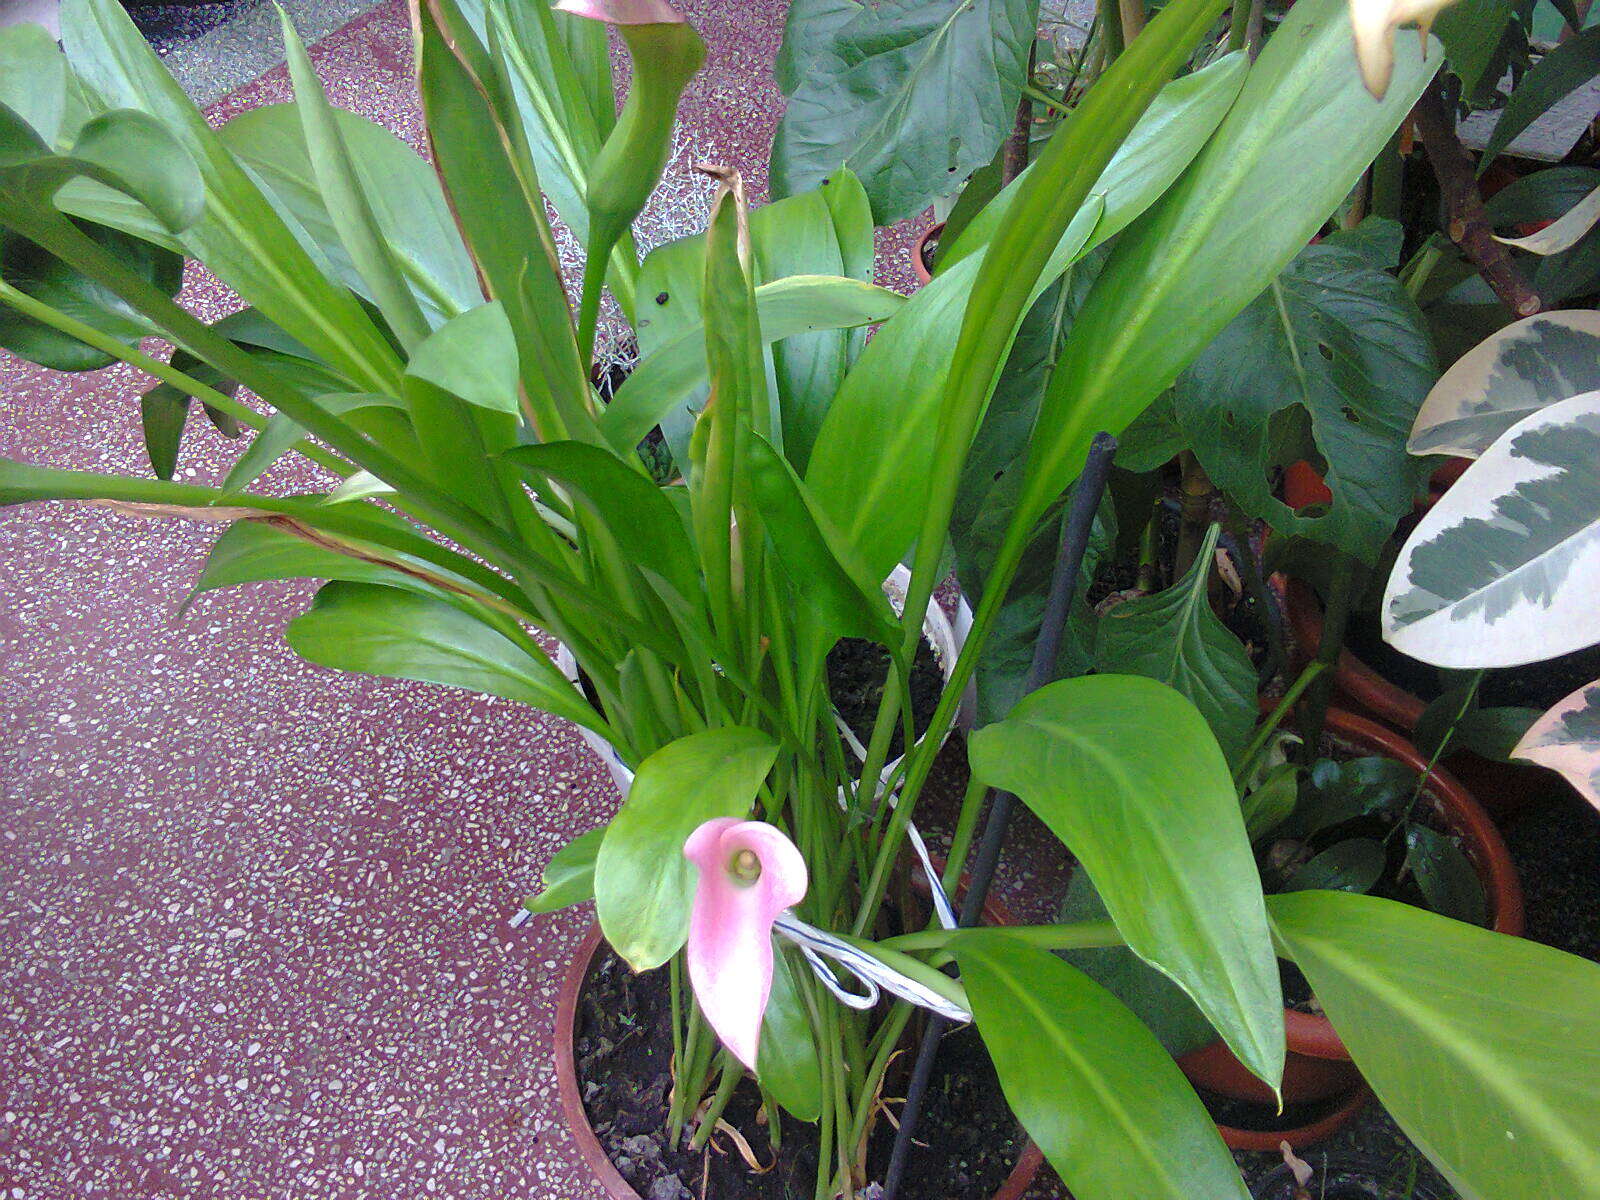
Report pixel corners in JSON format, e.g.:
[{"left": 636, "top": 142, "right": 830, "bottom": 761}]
[
  {"left": 1299, "top": 551, "right": 1359, "bottom": 758},
  {"left": 689, "top": 1052, "right": 741, "bottom": 1151},
  {"left": 879, "top": 919, "right": 1123, "bottom": 954},
  {"left": 1234, "top": 660, "right": 1325, "bottom": 785}
]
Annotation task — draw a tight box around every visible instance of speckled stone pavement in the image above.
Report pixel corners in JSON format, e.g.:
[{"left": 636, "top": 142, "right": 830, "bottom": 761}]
[{"left": 0, "top": 4, "right": 1049, "bottom": 1199}]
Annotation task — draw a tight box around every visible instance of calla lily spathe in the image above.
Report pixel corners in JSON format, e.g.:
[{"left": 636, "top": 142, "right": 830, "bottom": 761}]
[
  {"left": 683, "top": 818, "right": 808, "bottom": 1070},
  {"left": 553, "top": 0, "right": 685, "bottom": 25},
  {"left": 1348, "top": 0, "right": 1454, "bottom": 98}
]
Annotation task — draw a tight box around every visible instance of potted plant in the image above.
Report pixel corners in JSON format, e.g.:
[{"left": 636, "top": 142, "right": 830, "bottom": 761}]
[{"left": 3, "top": 0, "right": 1600, "bottom": 1197}]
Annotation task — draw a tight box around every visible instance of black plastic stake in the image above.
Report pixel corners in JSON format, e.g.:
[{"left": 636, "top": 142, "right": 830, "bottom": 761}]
[{"left": 880, "top": 432, "right": 1118, "bottom": 1199}]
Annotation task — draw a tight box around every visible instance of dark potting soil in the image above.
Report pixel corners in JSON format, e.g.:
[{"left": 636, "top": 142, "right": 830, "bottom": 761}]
[
  {"left": 1343, "top": 607, "right": 1600, "bottom": 712},
  {"left": 828, "top": 634, "right": 944, "bottom": 761},
  {"left": 1250, "top": 1153, "right": 1451, "bottom": 1200},
  {"left": 1503, "top": 791, "right": 1600, "bottom": 964},
  {"left": 574, "top": 944, "right": 1028, "bottom": 1200}
]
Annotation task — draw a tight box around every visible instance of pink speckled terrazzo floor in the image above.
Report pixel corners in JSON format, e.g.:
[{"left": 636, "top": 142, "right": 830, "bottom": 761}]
[{"left": 0, "top": 4, "right": 1076, "bottom": 1198}]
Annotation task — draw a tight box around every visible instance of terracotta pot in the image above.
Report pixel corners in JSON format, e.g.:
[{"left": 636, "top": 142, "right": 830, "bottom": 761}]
[
  {"left": 554, "top": 920, "right": 1045, "bottom": 1200},
  {"left": 1214, "top": 1085, "right": 1373, "bottom": 1154},
  {"left": 911, "top": 221, "right": 944, "bottom": 285},
  {"left": 1280, "top": 460, "right": 1561, "bottom": 819},
  {"left": 1178, "top": 708, "right": 1524, "bottom": 1147}
]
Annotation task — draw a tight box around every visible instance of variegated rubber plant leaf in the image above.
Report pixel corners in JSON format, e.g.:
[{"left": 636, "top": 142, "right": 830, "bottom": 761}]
[
  {"left": 1384, "top": 391, "right": 1600, "bottom": 668},
  {"left": 1409, "top": 310, "right": 1600, "bottom": 458},
  {"left": 1513, "top": 679, "right": 1600, "bottom": 810}
]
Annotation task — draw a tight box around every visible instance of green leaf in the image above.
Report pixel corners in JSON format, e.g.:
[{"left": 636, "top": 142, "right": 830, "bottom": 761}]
[
  {"left": 594, "top": 728, "right": 778, "bottom": 971},
  {"left": 1285, "top": 838, "right": 1386, "bottom": 893},
  {"left": 139, "top": 384, "right": 187, "bottom": 480},
  {"left": 0, "top": 219, "right": 180, "bottom": 371},
  {"left": 600, "top": 274, "right": 903, "bottom": 457},
  {"left": 1483, "top": 26, "right": 1600, "bottom": 168},
  {"left": 285, "top": 581, "right": 605, "bottom": 735},
  {"left": 1384, "top": 393, "right": 1600, "bottom": 668},
  {"left": 1405, "top": 825, "right": 1488, "bottom": 926},
  {"left": 1283, "top": 755, "right": 1415, "bottom": 838},
  {"left": 525, "top": 827, "right": 603, "bottom": 915},
  {"left": 744, "top": 431, "right": 899, "bottom": 651},
  {"left": 1414, "top": 685, "right": 1540, "bottom": 763},
  {"left": 760, "top": 945, "right": 823, "bottom": 1122},
  {"left": 769, "top": 0, "right": 1039, "bottom": 224},
  {"left": 216, "top": 102, "right": 481, "bottom": 329},
  {"left": 1432, "top": 0, "right": 1518, "bottom": 98},
  {"left": 0, "top": 24, "right": 73, "bottom": 148},
  {"left": 406, "top": 301, "right": 520, "bottom": 416},
  {"left": 955, "top": 931, "right": 1249, "bottom": 1200},
  {"left": 190, "top": 518, "right": 436, "bottom": 600},
  {"left": 1270, "top": 889, "right": 1600, "bottom": 1199},
  {"left": 1174, "top": 234, "right": 1437, "bottom": 565},
  {"left": 968, "top": 674, "right": 1284, "bottom": 1090},
  {"left": 1094, "top": 524, "right": 1257, "bottom": 762},
  {"left": 1016, "top": 0, "right": 1439, "bottom": 534}
]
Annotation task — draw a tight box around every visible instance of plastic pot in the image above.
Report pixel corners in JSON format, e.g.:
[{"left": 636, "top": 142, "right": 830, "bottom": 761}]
[
  {"left": 1178, "top": 708, "right": 1524, "bottom": 1147},
  {"left": 554, "top": 894, "right": 1044, "bottom": 1199}
]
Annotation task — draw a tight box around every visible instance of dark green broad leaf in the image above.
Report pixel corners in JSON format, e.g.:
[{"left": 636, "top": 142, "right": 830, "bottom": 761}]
[
  {"left": 1173, "top": 227, "right": 1437, "bottom": 564},
  {"left": 1094, "top": 523, "right": 1257, "bottom": 762},
  {"left": 285, "top": 580, "right": 606, "bottom": 735},
  {"left": 1282, "top": 755, "right": 1416, "bottom": 839},
  {"left": 594, "top": 727, "right": 778, "bottom": 970},
  {"left": 968, "top": 675, "right": 1284, "bottom": 1089},
  {"left": 769, "top": 0, "right": 1039, "bottom": 224},
  {"left": 760, "top": 944, "right": 823, "bottom": 1122},
  {"left": 955, "top": 931, "right": 1250, "bottom": 1200},
  {"left": 1483, "top": 167, "right": 1600, "bottom": 308},
  {"left": 1270, "top": 890, "right": 1600, "bottom": 1199},
  {"left": 1413, "top": 684, "right": 1540, "bottom": 763},
  {"left": 1432, "top": 0, "right": 1519, "bottom": 98},
  {"left": 0, "top": 219, "right": 182, "bottom": 371},
  {"left": 1483, "top": 26, "right": 1600, "bottom": 168},
  {"left": 524, "top": 827, "right": 603, "bottom": 915},
  {"left": 1285, "top": 838, "right": 1386, "bottom": 894},
  {"left": 1405, "top": 825, "right": 1488, "bottom": 926}
]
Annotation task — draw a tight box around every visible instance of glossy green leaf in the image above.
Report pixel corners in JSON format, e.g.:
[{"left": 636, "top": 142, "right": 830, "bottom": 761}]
[
  {"left": 1432, "top": 0, "right": 1518, "bottom": 98},
  {"left": 1405, "top": 825, "right": 1488, "bottom": 926},
  {"left": 221, "top": 390, "right": 410, "bottom": 495},
  {"left": 189, "top": 517, "right": 442, "bottom": 601},
  {"left": 524, "top": 827, "right": 603, "bottom": 915},
  {"left": 745, "top": 431, "right": 899, "bottom": 650},
  {"left": 600, "top": 274, "right": 903, "bottom": 456},
  {"left": 1408, "top": 310, "right": 1600, "bottom": 458},
  {"left": 1017, "top": 0, "right": 1439, "bottom": 532},
  {"left": 406, "top": 302, "right": 520, "bottom": 416},
  {"left": 759, "top": 945, "right": 823, "bottom": 1122},
  {"left": 1174, "top": 229, "right": 1436, "bottom": 564},
  {"left": 1413, "top": 685, "right": 1540, "bottom": 763},
  {"left": 594, "top": 728, "right": 778, "bottom": 971},
  {"left": 285, "top": 580, "right": 605, "bottom": 734},
  {"left": 0, "top": 23, "right": 73, "bottom": 148},
  {"left": 1384, "top": 392, "right": 1600, "bottom": 667},
  {"left": 217, "top": 102, "right": 480, "bottom": 329},
  {"left": 770, "top": 0, "right": 1039, "bottom": 224},
  {"left": 1483, "top": 26, "right": 1600, "bottom": 168},
  {"left": 955, "top": 931, "right": 1250, "bottom": 1200},
  {"left": 1270, "top": 889, "right": 1600, "bottom": 1200},
  {"left": 968, "top": 674, "right": 1283, "bottom": 1089},
  {"left": 1094, "top": 524, "right": 1257, "bottom": 762},
  {"left": 1286, "top": 838, "right": 1386, "bottom": 894}
]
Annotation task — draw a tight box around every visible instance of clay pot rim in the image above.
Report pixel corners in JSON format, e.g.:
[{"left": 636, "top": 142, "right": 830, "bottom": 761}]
[
  {"left": 1270, "top": 707, "right": 1524, "bottom": 1063},
  {"left": 1213, "top": 1084, "right": 1372, "bottom": 1153},
  {"left": 910, "top": 221, "right": 945, "bottom": 286},
  {"left": 1284, "top": 578, "right": 1428, "bottom": 732},
  {"left": 554, "top": 908, "right": 1043, "bottom": 1200}
]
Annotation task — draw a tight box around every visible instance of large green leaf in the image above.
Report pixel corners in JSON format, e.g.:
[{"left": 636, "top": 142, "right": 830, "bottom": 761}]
[
  {"left": 760, "top": 945, "right": 823, "bottom": 1122},
  {"left": 955, "top": 931, "right": 1250, "bottom": 1200},
  {"left": 1432, "top": 0, "right": 1518, "bottom": 99},
  {"left": 1270, "top": 890, "right": 1600, "bottom": 1200},
  {"left": 0, "top": 23, "right": 74, "bottom": 148},
  {"left": 59, "top": 0, "right": 404, "bottom": 394},
  {"left": 218, "top": 103, "right": 480, "bottom": 332},
  {"left": 769, "top": 0, "right": 1039, "bottom": 224},
  {"left": 967, "top": 674, "right": 1283, "bottom": 1088},
  {"left": 593, "top": 728, "right": 778, "bottom": 971},
  {"left": 1407, "top": 310, "right": 1600, "bottom": 458},
  {"left": 1384, "top": 392, "right": 1600, "bottom": 668},
  {"left": 285, "top": 581, "right": 605, "bottom": 734},
  {"left": 1173, "top": 228, "right": 1437, "bottom": 564},
  {"left": 1483, "top": 26, "right": 1600, "bottom": 168},
  {"left": 524, "top": 827, "right": 603, "bottom": 915},
  {"left": 1094, "top": 524, "right": 1257, "bottom": 762},
  {"left": 190, "top": 518, "right": 436, "bottom": 600},
  {"left": 1014, "top": 0, "right": 1439, "bottom": 533}
]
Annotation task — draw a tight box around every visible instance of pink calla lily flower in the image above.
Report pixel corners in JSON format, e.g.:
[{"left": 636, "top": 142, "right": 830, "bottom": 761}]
[
  {"left": 553, "top": 0, "right": 685, "bottom": 25},
  {"left": 683, "top": 818, "right": 808, "bottom": 1070}
]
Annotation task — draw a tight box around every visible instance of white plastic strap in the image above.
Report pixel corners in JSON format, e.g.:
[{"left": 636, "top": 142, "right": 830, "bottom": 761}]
[{"left": 773, "top": 912, "right": 970, "bottom": 1024}]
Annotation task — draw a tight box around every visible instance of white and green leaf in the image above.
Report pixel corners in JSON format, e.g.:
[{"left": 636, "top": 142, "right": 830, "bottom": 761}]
[{"left": 1513, "top": 679, "right": 1600, "bottom": 810}]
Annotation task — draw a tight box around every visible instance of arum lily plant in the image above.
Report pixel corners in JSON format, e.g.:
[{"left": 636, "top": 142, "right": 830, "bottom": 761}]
[{"left": 2, "top": 0, "right": 1598, "bottom": 1197}]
